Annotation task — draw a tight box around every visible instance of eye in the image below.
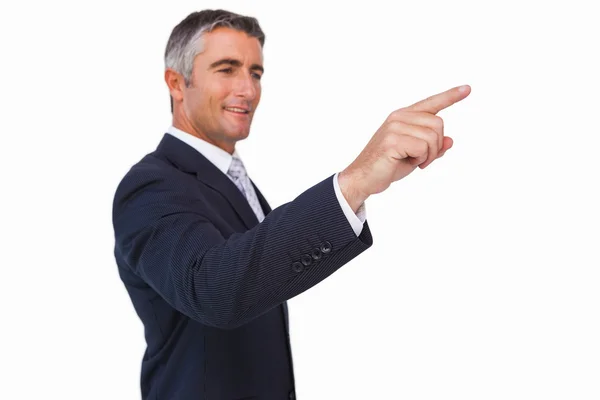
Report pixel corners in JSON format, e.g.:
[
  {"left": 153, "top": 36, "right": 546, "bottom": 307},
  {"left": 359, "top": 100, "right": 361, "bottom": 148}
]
[
  {"left": 252, "top": 73, "right": 262, "bottom": 80},
  {"left": 218, "top": 68, "right": 233, "bottom": 74}
]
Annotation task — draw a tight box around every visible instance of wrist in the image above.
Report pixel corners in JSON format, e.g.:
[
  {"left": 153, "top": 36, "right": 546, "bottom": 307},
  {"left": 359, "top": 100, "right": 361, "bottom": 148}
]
[{"left": 337, "top": 168, "right": 369, "bottom": 213}]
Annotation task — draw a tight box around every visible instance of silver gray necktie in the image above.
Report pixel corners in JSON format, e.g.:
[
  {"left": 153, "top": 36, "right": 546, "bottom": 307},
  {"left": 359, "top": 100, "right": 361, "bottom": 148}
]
[{"left": 227, "top": 155, "right": 265, "bottom": 222}]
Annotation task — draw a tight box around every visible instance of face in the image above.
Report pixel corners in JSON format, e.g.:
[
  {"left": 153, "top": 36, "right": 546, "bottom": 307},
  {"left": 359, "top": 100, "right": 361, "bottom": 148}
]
[{"left": 168, "top": 27, "right": 263, "bottom": 153}]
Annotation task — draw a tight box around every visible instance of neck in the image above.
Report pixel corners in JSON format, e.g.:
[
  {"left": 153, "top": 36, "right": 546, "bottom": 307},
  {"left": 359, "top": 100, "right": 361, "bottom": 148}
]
[{"left": 172, "top": 114, "right": 235, "bottom": 155}]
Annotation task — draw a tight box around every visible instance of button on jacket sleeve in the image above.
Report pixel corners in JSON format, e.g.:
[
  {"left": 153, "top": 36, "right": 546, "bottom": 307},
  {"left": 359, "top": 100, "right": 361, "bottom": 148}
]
[{"left": 113, "top": 163, "right": 373, "bottom": 330}]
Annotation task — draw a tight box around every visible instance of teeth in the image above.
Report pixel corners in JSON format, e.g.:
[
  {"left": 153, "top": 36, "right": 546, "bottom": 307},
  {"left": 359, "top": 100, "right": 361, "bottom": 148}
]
[{"left": 225, "top": 107, "right": 248, "bottom": 113}]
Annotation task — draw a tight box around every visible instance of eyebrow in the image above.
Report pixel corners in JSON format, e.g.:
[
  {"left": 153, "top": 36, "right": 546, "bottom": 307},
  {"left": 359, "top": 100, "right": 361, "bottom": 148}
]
[{"left": 208, "top": 58, "right": 264, "bottom": 74}]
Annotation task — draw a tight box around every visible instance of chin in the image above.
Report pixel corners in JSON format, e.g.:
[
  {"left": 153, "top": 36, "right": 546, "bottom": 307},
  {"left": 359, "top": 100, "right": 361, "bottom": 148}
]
[
  {"left": 234, "top": 131, "right": 250, "bottom": 141},
  {"left": 224, "top": 126, "right": 251, "bottom": 140}
]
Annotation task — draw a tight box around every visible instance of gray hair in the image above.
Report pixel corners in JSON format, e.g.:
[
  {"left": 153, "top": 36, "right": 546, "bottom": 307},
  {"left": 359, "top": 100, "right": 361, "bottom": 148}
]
[{"left": 164, "top": 9, "right": 266, "bottom": 87}]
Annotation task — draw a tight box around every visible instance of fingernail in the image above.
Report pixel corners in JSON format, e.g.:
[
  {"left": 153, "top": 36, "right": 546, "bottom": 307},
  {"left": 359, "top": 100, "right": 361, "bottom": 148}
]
[{"left": 458, "top": 85, "right": 469, "bottom": 92}]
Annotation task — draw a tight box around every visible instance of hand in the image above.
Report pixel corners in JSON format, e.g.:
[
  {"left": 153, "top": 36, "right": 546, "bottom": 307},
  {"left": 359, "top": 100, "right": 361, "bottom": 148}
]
[{"left": 338, "top": 85, "right": 471, "bottom": 212}]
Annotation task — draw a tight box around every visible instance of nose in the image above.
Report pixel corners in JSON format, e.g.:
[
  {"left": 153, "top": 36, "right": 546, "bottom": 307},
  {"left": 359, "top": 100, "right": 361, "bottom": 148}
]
[{"left": 233, "top": 73, "right": 257, "bottom": 101}]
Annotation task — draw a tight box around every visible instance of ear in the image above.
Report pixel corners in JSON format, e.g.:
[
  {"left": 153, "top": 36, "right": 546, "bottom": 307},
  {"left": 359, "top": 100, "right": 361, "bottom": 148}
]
[{"left": 165, "top": 68, "right": 185, "bottom": 104}]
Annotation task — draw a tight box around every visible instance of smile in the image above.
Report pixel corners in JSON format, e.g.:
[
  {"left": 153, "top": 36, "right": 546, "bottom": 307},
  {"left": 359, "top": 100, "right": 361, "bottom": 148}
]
[{"left": 224, "top": 107, "right": 249, "bottom": 114}]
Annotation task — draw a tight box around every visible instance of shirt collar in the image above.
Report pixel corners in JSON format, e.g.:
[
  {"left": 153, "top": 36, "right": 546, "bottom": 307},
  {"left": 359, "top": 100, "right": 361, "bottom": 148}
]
[{"left": 166, "top": 125, "right": 240, "bottom": 175}]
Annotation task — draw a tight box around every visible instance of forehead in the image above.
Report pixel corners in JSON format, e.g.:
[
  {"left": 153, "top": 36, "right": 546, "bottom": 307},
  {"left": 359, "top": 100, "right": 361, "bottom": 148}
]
[{"left": 196, "top": 27, "right": 263, "bottom": 64}]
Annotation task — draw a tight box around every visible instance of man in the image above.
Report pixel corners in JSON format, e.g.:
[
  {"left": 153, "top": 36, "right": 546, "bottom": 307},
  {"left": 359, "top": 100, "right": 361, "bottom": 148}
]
[{"left": 112, "top": 9, "right": 470, "bottom": 400}]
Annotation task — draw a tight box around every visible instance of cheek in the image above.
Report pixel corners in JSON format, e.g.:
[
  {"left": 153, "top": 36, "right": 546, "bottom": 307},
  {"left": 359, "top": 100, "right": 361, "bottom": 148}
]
[
  {"left": 209, "top": 80, "right": 232, "bottom": 104},
  {"left": 184, "top": 86, "right": 204, "bottom": 109},
  {"left": 254, "top": 84, "right": 262, "bottom": 103}
]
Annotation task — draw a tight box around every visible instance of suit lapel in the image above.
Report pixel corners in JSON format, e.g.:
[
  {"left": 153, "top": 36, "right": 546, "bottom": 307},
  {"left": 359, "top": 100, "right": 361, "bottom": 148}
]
[
  {"left": 196, "top": 171, "right": 260, "bottom": 230},
  {"left": 251, "top": 180, "right": 272, "bottom": 215},
  {"left": 156, "top": 133, "right": 262, "bottom": 230}
]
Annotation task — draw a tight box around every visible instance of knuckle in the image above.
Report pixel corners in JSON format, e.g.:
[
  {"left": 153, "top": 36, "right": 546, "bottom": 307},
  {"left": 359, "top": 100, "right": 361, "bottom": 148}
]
[
  {"left": 385, "top": 120, "right": 404, "bottom": 135},
  {"left": 388, "top": 109, "right": 407, "bottom": 121},
  {"left": 434, "top": 116, "right": 444, "bottom": 131},
  {"left": 382, "top": 132, "right": 399, "bottom": 148}
]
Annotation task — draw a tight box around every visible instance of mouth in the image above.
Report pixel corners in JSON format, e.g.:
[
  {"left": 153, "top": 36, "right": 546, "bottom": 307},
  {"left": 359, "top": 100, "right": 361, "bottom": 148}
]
[{"left": 223, "top": 106, "right": 250, "bottom": 115}]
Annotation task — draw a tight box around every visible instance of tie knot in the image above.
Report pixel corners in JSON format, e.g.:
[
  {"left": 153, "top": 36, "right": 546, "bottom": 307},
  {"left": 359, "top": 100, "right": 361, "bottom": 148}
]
[{"left": 227, "top": 155, "right": 247, "bottom": 180}]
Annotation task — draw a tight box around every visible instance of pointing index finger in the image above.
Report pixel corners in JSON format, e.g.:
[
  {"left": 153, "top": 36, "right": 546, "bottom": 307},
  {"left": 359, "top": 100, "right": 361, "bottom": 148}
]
[{"left": 406, "top": 85, "right": 471, "bottom": 114}]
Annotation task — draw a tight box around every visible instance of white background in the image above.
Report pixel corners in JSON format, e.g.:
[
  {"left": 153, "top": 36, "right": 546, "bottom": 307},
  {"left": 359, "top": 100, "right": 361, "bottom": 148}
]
[{"left": 1, "top": 1, "right": 599, "bottom": 399}]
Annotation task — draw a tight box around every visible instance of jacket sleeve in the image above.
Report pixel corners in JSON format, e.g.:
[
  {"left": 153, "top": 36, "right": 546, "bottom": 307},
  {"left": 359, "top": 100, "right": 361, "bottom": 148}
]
[{"left": 112, "top": 163, "right": 373, "bottom": 330}]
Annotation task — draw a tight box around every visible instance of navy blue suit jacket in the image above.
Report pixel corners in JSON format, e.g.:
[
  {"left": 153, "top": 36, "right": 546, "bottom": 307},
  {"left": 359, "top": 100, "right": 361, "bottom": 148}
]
[{"left": 112, "top": 133, "right": 373, "bottom": 399}]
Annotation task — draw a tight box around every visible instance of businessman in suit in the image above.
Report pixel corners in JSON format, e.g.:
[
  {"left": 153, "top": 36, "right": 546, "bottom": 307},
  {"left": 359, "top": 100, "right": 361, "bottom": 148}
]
[{"left": 112, "top": 9, "right": 470, "bottom": 400}]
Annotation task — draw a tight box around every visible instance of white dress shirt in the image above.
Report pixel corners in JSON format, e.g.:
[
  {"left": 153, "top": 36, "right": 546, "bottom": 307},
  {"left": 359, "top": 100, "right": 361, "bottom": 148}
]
[{"left": 166, "top": 126, "right": 366, "bottom": 236}]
